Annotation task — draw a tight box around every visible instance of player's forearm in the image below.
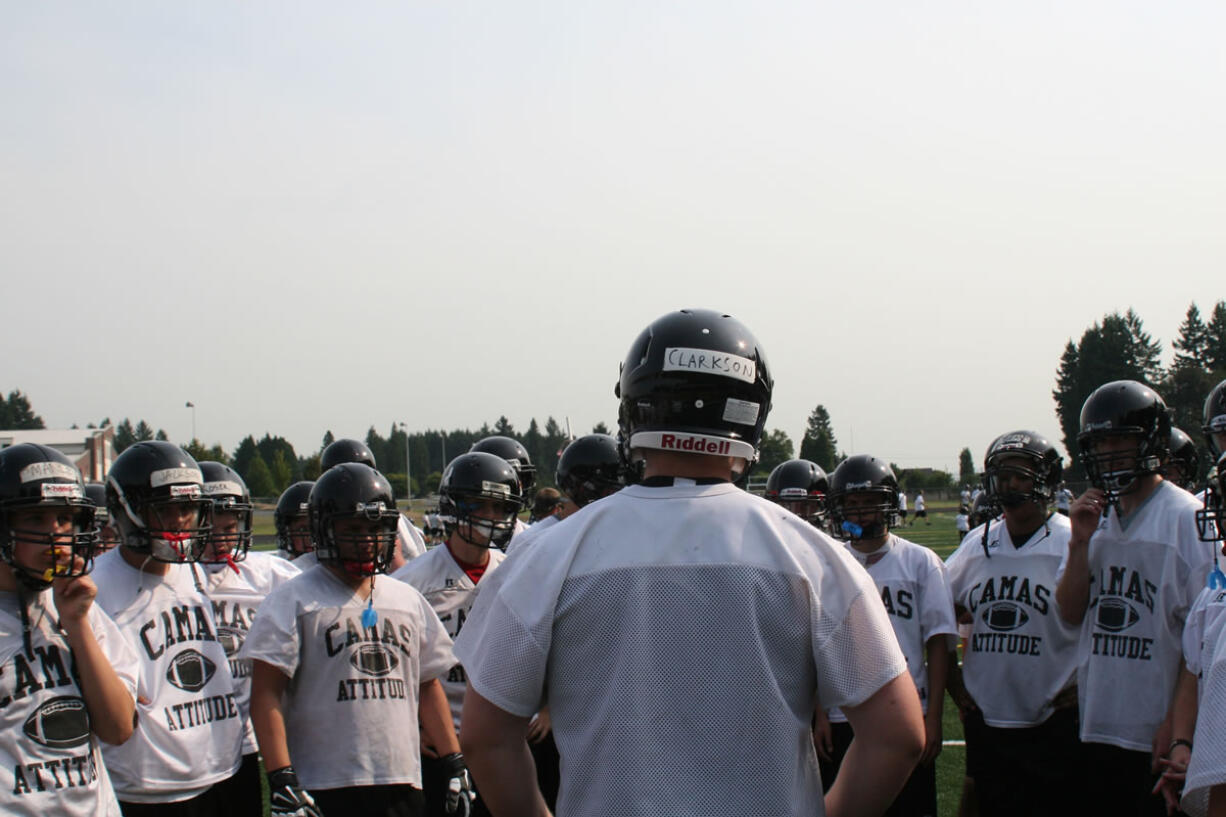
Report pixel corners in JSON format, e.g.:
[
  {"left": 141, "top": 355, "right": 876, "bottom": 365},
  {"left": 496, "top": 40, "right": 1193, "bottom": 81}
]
[
  {"left": 1055, "top": 542, "right": 1091, "bottom": 625},
  {"left": 419, "top": 678, "right": 461, "bottom": 755},
  {"left": 250, "top": 662, "right": 292, "bottom": 771},
  {"left": 925, "top": 636, "right": 949, "bottom": 717},
  {"left": 61, "top": 618, "right": 135, "bottom": 745},
  {"left": 1210, "top": 784, "right": 1226, "bottom": 817},
  {"left": 1170, "top": 665, "right": 1198, "bottom": 746}
]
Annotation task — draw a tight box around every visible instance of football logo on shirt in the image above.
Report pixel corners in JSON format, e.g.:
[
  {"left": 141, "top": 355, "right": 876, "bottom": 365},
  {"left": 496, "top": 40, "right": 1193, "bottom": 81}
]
[
  {"left": 350, "top": 644, "right": 400, "bottom": 677},
  {"left": 22, "top": 696, "right": 91, "bottom": 749},
  {"left": 166, "top": 649, "right": 218, "bottom": 692},
  {"left": 216, "top": 625, "right": 245, "bottom": 657},
  {"left": 981, "top": 601, "right": 1030, "bottom": 632},
  {"left": 1095, "top": 597, "right": 1141, "bottom": 632}
]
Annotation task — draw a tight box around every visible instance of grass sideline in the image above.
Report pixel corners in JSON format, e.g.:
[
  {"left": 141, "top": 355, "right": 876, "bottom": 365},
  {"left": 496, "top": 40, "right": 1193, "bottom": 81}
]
[{"left": 250, "top": 506, "right": 973, "bottom": 816}]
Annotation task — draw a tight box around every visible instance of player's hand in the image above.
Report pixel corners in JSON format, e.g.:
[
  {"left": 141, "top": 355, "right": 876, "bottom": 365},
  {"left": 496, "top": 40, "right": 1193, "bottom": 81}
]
[
  {"left": 527, "top": 707, "right": 552, "bottom": 744},
  {"left": 1152, "top": 744, "right": 1191, "bottom": 815},
  {"left": 268, "top": 766, "right": 324, "bottom": 817},
  {"left": 52, "top": 569, "right": 97, "bottom": 627},
  {"left": 812, "top": 709, "right": 834, "bottom": 762},
  {"left": 440, "top": 752, "right": 476, "bottom": 816},
  {"left": 920, "top": 710, "right": 943, "bottom": 766},
  {"left": 1069, "top": 489, "right": 1106, "bottom": 545}
]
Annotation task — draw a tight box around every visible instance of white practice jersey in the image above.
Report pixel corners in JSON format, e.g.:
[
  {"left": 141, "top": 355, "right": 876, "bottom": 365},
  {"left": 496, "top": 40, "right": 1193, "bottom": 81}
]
[
  {"left": 454, "top": 481, "right": 907, "bottom": 817},
  {"left": 828, "top": 535, "right": 957, "bottom": 722},
  {"left": 397, "top": 515, "right": 427, "bottom": 561},
  {"left": 90, "top": 550, "right": 244, "bottom": 802},
  {"left": 946, "top": 514, "right": 1080, "bottom": 727},
  {"left": 392, "top": 544, "right": 506, "bottom": 731},
  {"left": 1057, "top": 482, "right": 1211, "bottom": 751},
  {"left": 1183, "top": 618, "right": 1226, "bottom": 817},
  {"left": 505, "top": 513, "right": 559, "bottom": 557},
  {"left": 0, "top": 590, "right": 139, "bottom": 817},
  {"left": 899, "top": 492, "right": 908, "bottom": 512},
  {"left": 291, "top": 550, "right": 320, "bottom": 570},
  {"left": 239, "top": 565, "right": 455, "bottom": 791},
  {"left": 915, "top": 495, "right": 926, "bottom": 513},
  {"left": 197, "top": 553, "right": 301, "bottom": 754}
]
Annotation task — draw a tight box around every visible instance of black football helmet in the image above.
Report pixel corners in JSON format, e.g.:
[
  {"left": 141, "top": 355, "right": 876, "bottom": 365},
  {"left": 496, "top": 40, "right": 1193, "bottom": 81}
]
[
  {"left": 828, "top": 455, "right": 900, "bottom": 541},
  {"left": 309, "top": 464, "right": 399, "bottom": 576},
  {"left": 1077, "top": 380, "right": 1170, "bottom": 504},
  {"left": 199, "top": 461, "right": 254, "bottom": 565},
  {"left": 556, "top": 434, "right": 624, "bottom": 508},
  {"left": 274, "top": 480, "right": 315, "bottom": 557},
  {"left": 0, "top": 444, "right": 98, "bottom": 589},
  {"left": 1197, "top": 452, "right": 1226, "bottom": 544},
  {"left": 439, "top": 452, "right": 524, "bottom": 549},
  {"left": 983, "top": 431, "right": 1063, "bottom": 510},
  {"left": 615, "top": 309, "right": 772, "bottom": 480},
  {"left": 1166, "top": 427, "right": 1201, "bottom": 492},
  {"left": 764, "top": 459, "right": 829, "bottom": 528},
  {"left": 84, "top": 481, "right": 120, "bottom": 551},
  {"left": 321, "top": 438, "right": 376, "bottom": 472},
  {"left": 107, "top": 441, "right": 212, "bottom": 563},
  {"left": 1203, "top": 380, "right": 1226, "bottom": 458},
  {"left": 470, "top": 436, "right": 536, "bottom": 498}
]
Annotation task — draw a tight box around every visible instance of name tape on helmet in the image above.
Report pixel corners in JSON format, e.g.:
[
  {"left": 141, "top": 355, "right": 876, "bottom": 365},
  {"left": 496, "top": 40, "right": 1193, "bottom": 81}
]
[
  {"left": 354, "top": 501, "right": 387, "bottom": 513},
  {"left": 41, "top": 483, "right": 83, "bottom": 499},
  {"left": 482, "top": 481, "right": 511, "bottom": 496},
  {"left": 630, "top": 431, "right": 756, "bottom": 461},
  {"left": 663, "top": 347, "right": 756, "bottom": 384},
  {"left": 202, "top": 480, "right": 244, "bottom": 497},
  {"left": 19, "top": 462, "right": 78, "bottom": 484},
  {"left": 1211, "top": 414, "right": 1226, "bottom": 433},
  {"left": 169, "top": 484, "right": 202, "bottom": 499},
  {"left": 722, "top": 398, "right": 760, "bottom": 426},
  {"left": 779, "top": 487, "right": 810, "bottom": 498},
  {"left": 151, "top": 468, "right": 204, "bottom": 488}
]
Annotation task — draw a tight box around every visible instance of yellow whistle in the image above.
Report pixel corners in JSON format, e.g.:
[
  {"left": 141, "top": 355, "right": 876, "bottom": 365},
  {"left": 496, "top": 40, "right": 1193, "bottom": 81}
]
[{"left": 42, "top": 568, "right": 55, "bottom": 582}]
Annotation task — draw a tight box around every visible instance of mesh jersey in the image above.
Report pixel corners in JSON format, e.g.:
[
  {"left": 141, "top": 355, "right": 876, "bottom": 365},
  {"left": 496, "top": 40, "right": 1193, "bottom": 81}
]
[
  {"left": 454, "top": 481, "right": 907, "bottom": 817},
  {"left": 504, "top": 514, "right": 559, "bottom": 557},
  {"left": 198, "top": 552, "right": 301, "bottom": 754},
  {"left": 391, "top": 544, "right": 506, "bottom": 731},
  {"left": 1056, "top": 481, "right": 1210, "bottom": 750},
  {"left": 828, "top": 535, "right": 957, "bottom": 722},
  {"left": 90, "top": 550, "right": 244, "bottom": 802},
  {"left": 397, "top": 515, "right": 427, "bottom": 561},
  {"left": 0, "top": 590, "right": 138, "bottom": 817},
  {"left": 239, "top": 565, "right": 455, "bottom": 790},
  {"left": 1182, "top": 618, "right": 1226, "bottom": 817},
  {"left": 945, "top": 514, "right": 1080, "bottom": 727}
]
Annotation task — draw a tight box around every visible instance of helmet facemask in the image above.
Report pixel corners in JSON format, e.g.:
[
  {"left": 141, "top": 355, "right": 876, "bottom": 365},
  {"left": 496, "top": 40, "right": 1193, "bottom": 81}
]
[
  {"left": 985, "top": 458, "right": 1053, "bottom": 510},
  {"left": 441, "top": 493, "right": 520, "bottom": 549},
  {"left": 1079, "top": 432, "right": 1163, "bottom": 507},
  {"left": 112, "top": 481, "right": 213, "bottom": 563},
  {"left": 1, "top": 496, "right": 99, "bottom": 590},
  {"left": 829, "top": 489, "right": 898, "bottom": 541},
  {"left": 316, "top": 503, "right": 399, "bottom": 577},
  {"left": 773, "top": 490, "right": 828, "bottom": 527},
  {"left": 201, "top": 499, "right": 253, "bottom": 570}
]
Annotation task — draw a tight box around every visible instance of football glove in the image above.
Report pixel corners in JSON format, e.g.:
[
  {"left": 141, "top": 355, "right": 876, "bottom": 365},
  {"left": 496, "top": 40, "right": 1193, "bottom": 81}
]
[
  {"left": 267, "top": 766, "right": 323, "bottom": 817},
  {"left": 440, "top": 752, "right": 476, "bottom": 816}
]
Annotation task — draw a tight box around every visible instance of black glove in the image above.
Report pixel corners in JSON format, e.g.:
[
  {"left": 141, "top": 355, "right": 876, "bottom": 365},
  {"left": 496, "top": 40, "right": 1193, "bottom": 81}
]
[
  {"left": 267, "top": 766, "right": 323, "bottom": 817},
  {"left": 440, "top": 752, "right": 476, "bottom": 816}
]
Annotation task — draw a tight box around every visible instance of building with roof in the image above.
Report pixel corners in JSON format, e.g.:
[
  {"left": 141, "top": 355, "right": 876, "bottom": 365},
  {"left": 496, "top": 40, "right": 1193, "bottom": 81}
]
[{"left": 0, "top": 426, "right": 116, "bottom": 482}]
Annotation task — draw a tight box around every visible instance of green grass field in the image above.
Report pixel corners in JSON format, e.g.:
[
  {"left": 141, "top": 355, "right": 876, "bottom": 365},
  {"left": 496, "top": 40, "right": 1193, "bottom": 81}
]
[{"left": 250, "top": 504, "right": 973, "bottom": 816}]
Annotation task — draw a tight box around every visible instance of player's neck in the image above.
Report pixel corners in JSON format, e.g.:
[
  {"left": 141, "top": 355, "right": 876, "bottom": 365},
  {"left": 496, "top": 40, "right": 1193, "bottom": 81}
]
[
  {"left": 0, "top": 564, "right": 17, "bottom": 593},
  {"left": 1003, "top": 504, "right": 1047, "bottom": 541},
  {"left": 641, "top": 451, "right": 739, "bottom": 481},
  {"left": 119, "top": 545, "right": 171, "bottom": 576},
  {"left": 1119, "top": 474, "right": 1162, "bottom": 517},
  {"left": 325, "top": 563, "right": 373, "bottom": 595},
  {"left": 851, "top": 534, "right": 889, "bottom": 553},
  {"left": 446, "top": 537, "right": 491, "bottom": 568}
]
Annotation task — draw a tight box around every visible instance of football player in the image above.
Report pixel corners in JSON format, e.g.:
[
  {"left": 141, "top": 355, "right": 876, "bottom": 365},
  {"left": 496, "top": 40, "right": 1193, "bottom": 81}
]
[
  {"left": 821, "top": 454, "right": 958, "bottom": 817},
  {"left": 469, "top": 436, "right": 534, "bottom": 539},
  {"left": 1056, "top": 381, "right": 1210, "bottom": 814},
  {"left": 90, "top": 441, "right": 246, "bottom": 814},
  {"left": 456, "top": 308, "right": 923, "bottom": 817},
  {"left": 192, "top": 463, "right": 300, "bottom": 817},
  {"left": 763, "top": 458, "right": 829, "bottom": 532},
  {"left": 243, "top": 463, "right": 470, "bottom": 817},
  {"left": 0, "top": 444, "right": 138, "bottom": 817},
  {"left": 84, "top": 481, "right": 121, "bottom": 552},
  {"left": 944, "top": 431, "right": 1082, "bottom": 816},
  {"left": 273, "top": 481, "right": 315, "bottom": 563},
  {"left": 1166, "top": 427, "right": 1202, "bottom": 494},
  {"left": 393, "top": 452, "right": 523, "bottom": 816},
  {"left": 1204, "top": 380, "right": 1226, "bottom": 462},
  {"left": 321, "top": 438, "right": 426, "bottom": 566}
]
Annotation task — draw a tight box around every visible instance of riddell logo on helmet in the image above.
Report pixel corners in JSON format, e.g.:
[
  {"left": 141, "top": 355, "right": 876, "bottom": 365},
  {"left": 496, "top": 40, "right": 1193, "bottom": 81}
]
[{"left": 658, "top": 434, "right": 731, "bottom": 455}]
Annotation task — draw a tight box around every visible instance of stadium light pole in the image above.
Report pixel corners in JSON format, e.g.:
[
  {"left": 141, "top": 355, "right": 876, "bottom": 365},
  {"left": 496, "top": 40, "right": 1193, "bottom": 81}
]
[
  {"left": 399, "top": 422, "right": 411, "bottom": 502},
  {"left": 440, "top": 432, "right": 446, "bottom": 469},
  {"left": 185, "top": 401, "right": 196, "bottom": 442}
]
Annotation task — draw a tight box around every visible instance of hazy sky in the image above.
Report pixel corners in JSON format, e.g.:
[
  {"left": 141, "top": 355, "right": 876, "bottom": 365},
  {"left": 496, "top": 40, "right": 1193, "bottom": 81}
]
[{"left": 3, "top": 2, "right": 1223, "bottom": 474}]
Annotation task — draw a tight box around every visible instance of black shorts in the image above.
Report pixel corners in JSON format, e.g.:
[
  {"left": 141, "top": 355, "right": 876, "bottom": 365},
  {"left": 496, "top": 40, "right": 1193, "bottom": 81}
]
[
  {"left": 915, "top": 509, "right": 928, "bottom": 518},
  {"left": 312, "top": 784, "right": 424, "bottom": 817}
]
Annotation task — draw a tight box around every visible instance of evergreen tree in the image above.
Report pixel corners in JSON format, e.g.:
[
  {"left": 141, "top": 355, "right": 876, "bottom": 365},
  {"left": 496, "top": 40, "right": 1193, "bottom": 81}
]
[
  {"left": 134, "top": 421, "right": 155, "bottom": 442},
  {"left": 1206, "top": 301, "right": 1226, "bottom": 373},
  {"left": 245, "top": 454, "right": 276, "bottom": 497},
  {"left": 592, "top": 421, "right": 611, "bottom": 434},
  {"left": 494, "top": 416, "right": 515, "bottom": 436},
  {"left": 798, "top": 405, "right": 839, "bottom": 472},
  {"left": 269, "top": 450, "right": 293, "bottom": 492},
  {"left": 0, "top": 391, "right": 45, "bottom": 429},
  {"left": 1173, "top": 303, "right": 1210, "bottom": 370},
  {"left": 959, "top": 447, "right": 976, "bottom": 485},
  {"left": 231, "top": 436, "right": 260, "bottom": 479},
  {"left": 755, "top": 429, "right": 795, "bottom": 476},
  {"left": 114, "top": 419, "right": 137, "bottom": 453},
  {"left": 321, "top": 430, "right": 335, "bottom": 452}
]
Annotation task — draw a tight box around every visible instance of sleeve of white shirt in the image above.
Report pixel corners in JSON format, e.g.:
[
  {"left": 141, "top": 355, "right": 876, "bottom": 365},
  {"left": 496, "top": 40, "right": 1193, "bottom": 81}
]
[
  {"left": 1183, "top": 626, "right": 1226, "bottom": 816},
  {"left": 238, "top": 585, "right": 301, "bottom": 678},
  {"left": 813, "top": 568, "right": 909, "bottom": 712},
  {"left": 919, "top": 555, "right": 959, "bottom": 643},
  {"left": 89, "top": 603, "right": 140, "bottom": 702}
]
